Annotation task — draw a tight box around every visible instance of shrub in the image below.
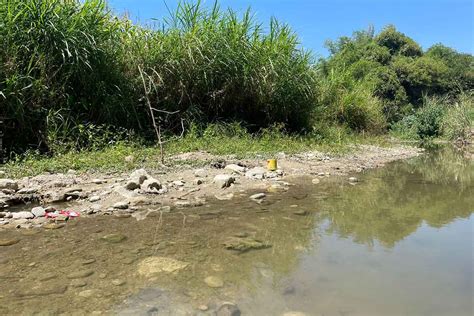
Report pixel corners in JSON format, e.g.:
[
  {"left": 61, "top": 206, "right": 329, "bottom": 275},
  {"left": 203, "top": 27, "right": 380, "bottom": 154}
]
[
  {"left": 441, "top": 92, "right": 473, "bottom": 141},
  {"left": 415, "top": 96, "right": 447, "bottom": 139}
]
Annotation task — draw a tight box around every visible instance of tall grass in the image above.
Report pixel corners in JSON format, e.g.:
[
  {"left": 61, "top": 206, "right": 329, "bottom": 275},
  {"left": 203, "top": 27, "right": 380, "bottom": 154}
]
[{"left": 1, "top": 0, "right": 317, "bottom": 155}]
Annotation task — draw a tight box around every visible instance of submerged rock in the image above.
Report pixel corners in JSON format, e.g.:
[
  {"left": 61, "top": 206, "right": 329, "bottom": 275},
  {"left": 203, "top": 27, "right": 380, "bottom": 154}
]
[
  {"left": 101, "top": 233, "right": 127, "bottom": 243},
  {"left": 67, "top": 269, "right": 94, "bottom": 279},
  {"left": 250, "top": 193, "right": 266, "bottom": 200},
  {"left": 217, "top": 303, "right": 241, "bottom": 316},
  {"left": 137, "top": 256, "right": 189, "bottom": 277},
  {"left": 204, "top": 276, "right": 224, "bottom": 288},
  {"left": 0, "top": 238, "right": 20, "bottom": 246},
  {"left": 223, "top": 237, "right": 271, "bottom": 253},
  {"left": 43, "top": 223, "right": 66, "bottom": 230}
]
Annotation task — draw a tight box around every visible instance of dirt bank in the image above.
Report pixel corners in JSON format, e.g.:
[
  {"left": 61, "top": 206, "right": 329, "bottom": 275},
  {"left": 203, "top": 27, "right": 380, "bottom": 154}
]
[{"left": 0, "top": 144, "right": 423, "bottom": 229}]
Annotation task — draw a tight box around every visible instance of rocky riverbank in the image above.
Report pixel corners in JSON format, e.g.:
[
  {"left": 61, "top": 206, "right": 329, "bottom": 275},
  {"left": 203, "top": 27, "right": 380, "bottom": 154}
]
[{"left": 0, "top": 144, "right": 423, "bottom": 229}]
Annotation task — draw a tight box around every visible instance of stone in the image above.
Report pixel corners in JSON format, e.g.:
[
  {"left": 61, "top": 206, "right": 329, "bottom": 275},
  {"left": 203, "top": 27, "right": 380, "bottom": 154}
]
[
  {"left": 282, "top": 312, "right": 307, "bottom": 316},
  {"left": 172, "top": 180, "right": 185, "bottom": 187},
  {"left": 16, "top": 285, "right": 67, "bottom": 297},
  {"left": 159, "top": 206, "right": 171, "bottom": 213},
  {"left": 204, "top": 276, "right": 224, "bottom": 288},
  {"left": 293, "top": 210, "right": 309, "bottom": 216},
  {"left": 0, "top": 179, "right": 18, "bottom": 191},
  {"left": 55, "top": 214, "right": 68, "bottom": 222},
  {"left": 223, "top": 237, "right": 271, "bottom": 253},
  {"left": 217, "top": 303, "right": 241, "bottom": 316},
  {"left": 67, "top": 269, "right": 94, "bottom": 279},
  {"left": 70, "top": 279, "right": 88, "bottom": 288},
  {"left": 48, "top": 192, "right": 66, "bottom": 203},
  {"left": 349, "top": 177, "right": 359, "bottom": 182},
  {"left": 213, "top": 175, "right": 235, "bottom": 189},
  {"left": 17, "top": 187, "right": 38, "bottom": 194},
  {"left": 0, "top": 238, "right": 20, "bottom": 246},
  {"left": 198, "top": 305, "right": 209, "bottom": 311},
  {"left": 194, "top": 169, "right": 207, "bottom": 178},
  {"left": 174, "top": 201, "right": 191, "bottom": 208},
  {"left": 101, "top": 234, "right": 127, "bottom": 243},
  {"left": 311, "top": 178, "right": 320, "bottom": 185},
  {"left": 113, "top": 201, "right": 129, "bottom": 210},
  {"left": 31, "top": 206, "right": 46, "bottom": 217},
  {"left": 215, "top": 193, "right": 234, "bottom": 201},
  {"left": 193, "top": 179, "right": 204, "bottom": 185},
  {"left": 43, "top": 223, "right": 66, "bottom": 230},
  {"left": 82, "top": 258, "right": 96, "bottom": 265},
  {"left": 245, "top": 167, "right": 266, "bottom": 180},
  {"left": 125, "top": 180, "right": 140, "bottom": 190},
  {"left": 137, "top": 257, "right": 189, "bottom": 277},
  {"left": 89, "top": 196, "right": 101, "bottom": 202},
  {"left": 78, "top": 290, "right": 95, "bottom": 298},
  {"left": 267, "top": 183, "right": 289, "bottom": 193},
  {"left": 250, "top": 193, "right": 266, "bottom": 200},
  {"left": 225, "top": 164, "right": 246, "bottom": 174},
  {"left": 124, "top": 155, "right": 134, "bottom": 163},
  {"left": 130, "top": 169, "right": 149, "bottom": 184},
  {"left": 112, "top": 279, "right": 126, "bottom": 286},
  {"left": 141, "top": 178, "right": 162, "bottom": 193},
  {"left": 92, "top": 179, "right": 106, "bottom": 184},
  {"left": 12, "top": 211, "right": 34, "bottom": 219}
]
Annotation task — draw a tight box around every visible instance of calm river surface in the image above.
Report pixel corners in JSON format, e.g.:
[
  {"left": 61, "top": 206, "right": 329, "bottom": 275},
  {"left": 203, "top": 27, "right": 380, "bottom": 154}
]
[{"left": 0, "top": 147, "right": 472, "bottom": 316}]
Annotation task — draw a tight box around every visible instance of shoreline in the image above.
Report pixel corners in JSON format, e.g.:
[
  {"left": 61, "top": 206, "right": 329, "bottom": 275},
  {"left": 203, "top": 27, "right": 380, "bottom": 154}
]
[{"left": 0, "top": 144, "right": 424, "bottom": 230}]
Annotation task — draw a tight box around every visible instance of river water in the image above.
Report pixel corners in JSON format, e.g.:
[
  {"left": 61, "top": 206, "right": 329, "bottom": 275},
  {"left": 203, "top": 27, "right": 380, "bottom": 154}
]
[{"left": 0, "top": 147, "right": 472, "bottom": 316}]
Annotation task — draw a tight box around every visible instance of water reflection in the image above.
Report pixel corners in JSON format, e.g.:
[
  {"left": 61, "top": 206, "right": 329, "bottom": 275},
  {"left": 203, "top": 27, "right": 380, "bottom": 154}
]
[{"left": 318, "top": 147, "right": 473, "bottom": 248}]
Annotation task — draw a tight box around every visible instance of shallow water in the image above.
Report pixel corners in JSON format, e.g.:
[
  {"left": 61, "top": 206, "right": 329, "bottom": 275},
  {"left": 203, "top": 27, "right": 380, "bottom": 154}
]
[{"left": 0, "top": 147, "right": 473, "bottom": 316}]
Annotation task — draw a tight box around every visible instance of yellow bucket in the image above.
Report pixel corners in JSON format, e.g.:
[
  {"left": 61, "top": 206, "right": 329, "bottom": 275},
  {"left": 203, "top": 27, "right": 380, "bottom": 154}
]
[{"left": 267, "top": 159, "right": 277, "bottom": 171}]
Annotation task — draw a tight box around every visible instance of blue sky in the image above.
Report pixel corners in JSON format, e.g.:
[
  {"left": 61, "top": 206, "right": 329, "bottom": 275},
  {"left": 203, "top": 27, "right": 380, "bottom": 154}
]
[{"left": 107, "top": 0, "right": 473, "bottom": 57}]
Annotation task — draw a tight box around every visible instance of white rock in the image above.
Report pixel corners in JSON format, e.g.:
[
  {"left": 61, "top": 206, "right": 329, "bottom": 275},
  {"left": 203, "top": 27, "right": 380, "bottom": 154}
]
[
  {"left": 113, "top": 202, "right": 129, "bottom": 210},
  {"left": 213, "top": 175, "right": 235, "bottom": 189},
  {"left": 0, "top": 179, "right": 18, "bottom": 191},
  {"left": 194, "top": 169, "right": 207, "bottom": 178},
  {"left": 225, "top": 164, "right": 246, "bottom": 174},
  {"left": 349, "top": 177, "right": 359, "bottom": 182},
  {"left": 17, "top": 187, "right": 38, "bottom": 194},
  {"left": 312, "top": 178, "right": 320, "bottom": 184},
  {"left": 245, "top": 167, "right": 266, "bottom": 180},
  {"left": 89, "top": 196, "right": 101, "bottom": 203},
  {"left": 12, "top": 211, "right": 35, "bottom": 219},
  {"left": 141, "top": 178, "right": 162, "bottom": 193},
  {"left": 172, "top": 180, "right": 185, "bottom": 187},
  {"left": 31, "top": 206, "right": 46, "bottom": 217},
  {"left": 250, "top": 193, "right": 266, "bottom": 200},
  {"left": 129, "top": 169, "right": 150, "bottom": 184},
  {"left": 92, "top": 179, "right": 106, "bottom": 184},
  {"left": 215, "top": 193, "right": 234, "bottom": 201}
]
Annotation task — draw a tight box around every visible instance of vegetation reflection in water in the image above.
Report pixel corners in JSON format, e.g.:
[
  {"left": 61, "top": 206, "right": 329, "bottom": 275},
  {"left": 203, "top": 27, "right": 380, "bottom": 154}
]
[{"left": 0, "top": 146, "right": 472, "bottom": 315}]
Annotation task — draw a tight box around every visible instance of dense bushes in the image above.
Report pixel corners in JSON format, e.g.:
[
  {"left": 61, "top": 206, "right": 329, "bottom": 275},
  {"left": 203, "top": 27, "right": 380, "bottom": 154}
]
[{"left": 0, "top": 0, "right": 472, "bottom": 156}]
